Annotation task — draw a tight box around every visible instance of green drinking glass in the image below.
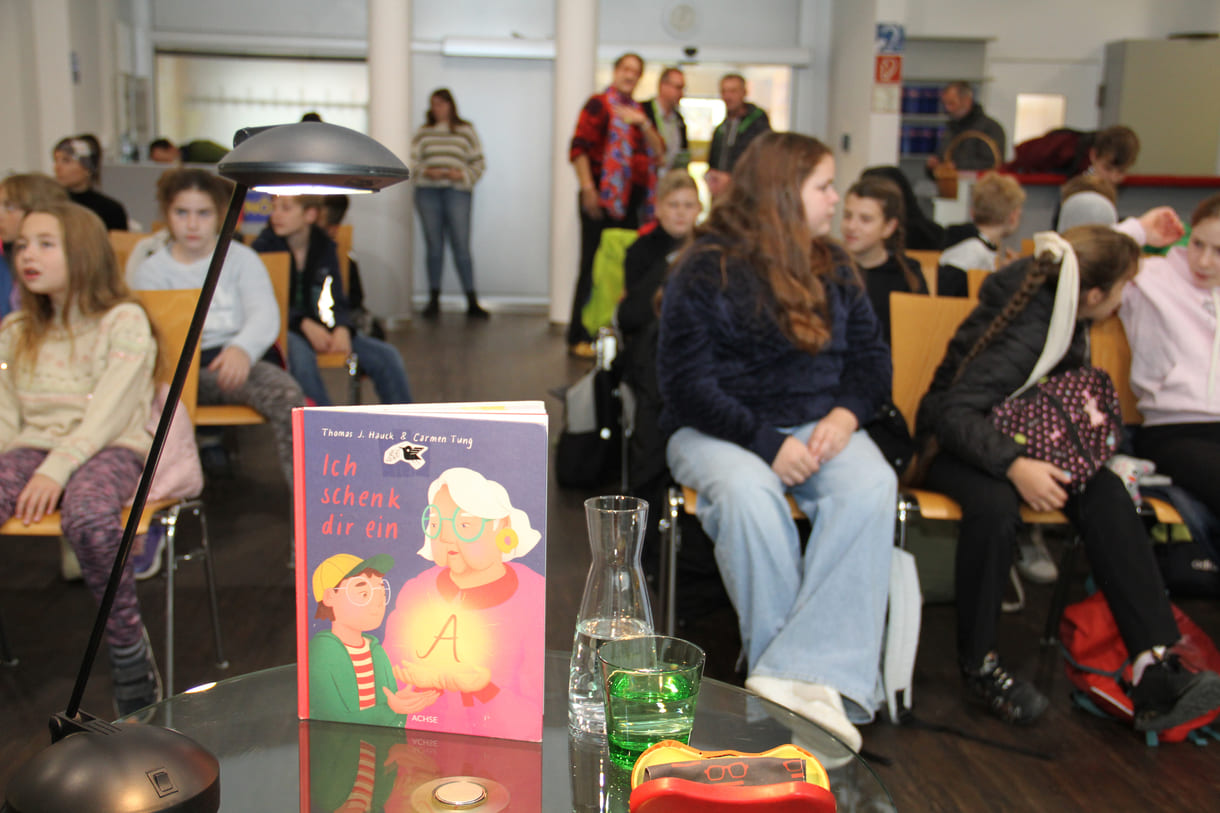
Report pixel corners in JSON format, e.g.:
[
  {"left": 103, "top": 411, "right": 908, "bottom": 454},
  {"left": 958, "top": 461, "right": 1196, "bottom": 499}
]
[{"left": 598, "top": 635, "right": 705, "bottom": 769}]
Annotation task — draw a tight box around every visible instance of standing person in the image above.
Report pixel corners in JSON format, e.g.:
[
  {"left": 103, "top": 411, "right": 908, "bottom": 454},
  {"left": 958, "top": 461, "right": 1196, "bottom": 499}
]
[
  {"left": 658, "top": 133, "right": 896, "bottom": 752},
  {"left": 926, "top": 82, "right": 1006, "bottom": 174},
  {"left": 839, "top": 175, "right": 927, "bottom": 344},
  {"left": 704, "top": 74, "right": 772, "bottom": 199},
  {"left": 52, "top": 135, "right": 129, "bottom": 230},
  {"left": 568, "top": 52, "right": 664, "bottom": 359},
  {"left": 131, "top": 169, "right": 305, "bottom": 487},
  {"left": 252, "top": 195, "right": 412, "bottom": 407},
  {"left": 643, "top": 67, "right": 689, "bottom": 176},
  {"left": 1123, "top": 192, "right": 1220, "bottom": 528},
  {"left": 411, "top": 88, "right": 489, "bottom": 320},
  {"left": 0, "top": 202, "right": 160, "bottom": 715},
  {"left": 1, "top": 173, "right": 68, "bottom": 317},
  {"left": 916, "top": 221, "right": 1220, "bottom": 731}
]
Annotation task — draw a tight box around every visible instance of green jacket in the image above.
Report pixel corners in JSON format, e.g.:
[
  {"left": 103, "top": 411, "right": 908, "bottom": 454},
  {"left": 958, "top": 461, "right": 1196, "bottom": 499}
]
[
  {"left": 309, "top": 630, "right": 405, "bottom": 727},
  {"left": 582, "top": 227, "right": 639, "bottom": 336}
]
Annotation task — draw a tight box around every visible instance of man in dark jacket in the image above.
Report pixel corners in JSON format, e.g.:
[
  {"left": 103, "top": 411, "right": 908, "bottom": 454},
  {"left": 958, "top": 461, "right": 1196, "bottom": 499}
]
[
  {"left": 927, "top": 81, "right": 1006, "bottom": 173},
  {"left": 643, "top": 67, "right": 689, "bottom": 176},
  {"left": 704, "top": 74, "right": 771, "bottom": 197}
]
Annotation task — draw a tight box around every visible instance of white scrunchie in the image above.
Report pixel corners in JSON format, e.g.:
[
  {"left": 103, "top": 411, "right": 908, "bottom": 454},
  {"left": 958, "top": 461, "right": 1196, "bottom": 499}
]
[{"left": 1011, "top": 231, "right": 1080, "bottom": 398}]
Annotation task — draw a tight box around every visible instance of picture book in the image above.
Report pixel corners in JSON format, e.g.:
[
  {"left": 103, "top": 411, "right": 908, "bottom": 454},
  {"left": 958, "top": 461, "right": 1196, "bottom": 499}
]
[{"left": 293, "top": 402, "right": 548, "bottom": 742}]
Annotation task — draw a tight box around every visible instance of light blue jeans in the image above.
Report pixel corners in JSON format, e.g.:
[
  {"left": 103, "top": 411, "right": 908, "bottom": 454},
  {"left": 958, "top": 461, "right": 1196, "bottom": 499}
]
[
  {"left": 414, "top": 186, "right": 475, "bottom": 293},
  {"left": 667, "top": 423, "right": 896, "bottom": 720},
  {"left": 288, "top": 331, "right": 412, "bottom": 406}
]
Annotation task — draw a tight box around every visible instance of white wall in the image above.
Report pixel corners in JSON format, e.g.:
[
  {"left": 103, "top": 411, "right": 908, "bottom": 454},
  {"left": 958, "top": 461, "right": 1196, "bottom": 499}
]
[
  {"left": 901, "top": 0, "right": 1220, "bottom": 156},
  {"left": 0, "top": 1, "right": 37, "bottom": 175}
]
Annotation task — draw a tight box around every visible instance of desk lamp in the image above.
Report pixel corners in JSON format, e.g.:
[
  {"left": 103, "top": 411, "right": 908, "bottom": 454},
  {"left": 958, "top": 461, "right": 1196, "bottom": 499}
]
[{"left": 3, "top": 122, "right": 410, "bottom": 813}]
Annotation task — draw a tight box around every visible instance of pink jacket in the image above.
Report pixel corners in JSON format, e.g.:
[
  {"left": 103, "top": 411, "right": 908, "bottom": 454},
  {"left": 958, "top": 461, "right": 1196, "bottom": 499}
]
[{"left": 1120, "top": 246, "right": 1220, "bottom": 426}]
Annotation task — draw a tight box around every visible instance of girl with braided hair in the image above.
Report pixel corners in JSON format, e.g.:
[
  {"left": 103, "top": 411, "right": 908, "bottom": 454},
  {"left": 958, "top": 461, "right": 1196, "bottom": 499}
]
[
  {"left": 840, "top": 175, "right": 927, "bottom": 345},
  {"left": 916, "top": 220, "right": 1220, "bottom": 729},
  {"left": 658, "top": 132, "right": 896, "bottom": 752}
]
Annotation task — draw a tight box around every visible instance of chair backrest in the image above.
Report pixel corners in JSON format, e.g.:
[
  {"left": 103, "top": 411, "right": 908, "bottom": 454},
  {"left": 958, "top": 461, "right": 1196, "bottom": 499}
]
[
  {"left": 134, "top": 288, "right": 201, "bottom": 423},
  {"left": 906, "top": 250, "right": 941, "bottom": 296},
  {"left": 108, "top": 230, "right": 148, "bottom": 274},
  {"left": 1089, "top": 314, "right": 1143, "bottom": 425},
  {"left": 966, "top": 267, "right": 990, "bottom": 300},
  {"left": 258, "top": 252, "right": 291, "bottom": 361},
  {"left": 333, "top": 223, "right": 353, "bottom": 296},
  {"left": 1020, "top": 237, "right": 1035, "bottom": 257},
  {"left": 890, "top": 292, "right": 978, "bottom": 434}
]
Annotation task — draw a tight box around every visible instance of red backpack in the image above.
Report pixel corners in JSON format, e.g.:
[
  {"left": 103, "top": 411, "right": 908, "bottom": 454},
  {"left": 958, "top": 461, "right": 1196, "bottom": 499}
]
[
  {"left": 1002, "top": 128, "right": 1086, "bottom": 175},
  {"left": 1060, "top": 592, "right": 1220, "bottom": 745}
]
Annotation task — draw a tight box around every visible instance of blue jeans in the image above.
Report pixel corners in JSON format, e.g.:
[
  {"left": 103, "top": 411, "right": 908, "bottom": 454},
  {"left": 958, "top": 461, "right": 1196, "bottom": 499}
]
[
  {"left": 414, "top": 186, "right": 475, "bottom": 292},
  {"left": 288, "top": 331, "right": 412, "bottom": 406},
  {"left": 667, "top": 423, "right": 896, "bottom": 719}
]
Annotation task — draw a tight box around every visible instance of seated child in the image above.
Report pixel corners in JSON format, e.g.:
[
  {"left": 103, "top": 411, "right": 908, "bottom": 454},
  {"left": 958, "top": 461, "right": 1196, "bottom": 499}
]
[
  {"left": 0, "top": 173, "right": 68, "bottom": 318},
  {"left": 52, "top": 135, "right": 129, "bottom": 231},
  {"left": 840, "top": 175, "right": 927, "bottom": 344},
  {"left": 1, "top": 202, "right": 160, "bottom": 715},
  {"left": 1056, "top": 174, "right": 1119, "bottom": 232},
  {"left": 1122, "top": 192, "right": 1220, "bottom": 530},
  {"left": 916, "top": 222, "right": 1220, "bottom": 730},
  {"left": 131, "top": 169, "right": 304, "bottom": 486},
  {"left": 940, "top": 172, "right": 1026, "bottom": 284},
  {"left": 252, "top": 195, "right": 412, "bottom": 406}
]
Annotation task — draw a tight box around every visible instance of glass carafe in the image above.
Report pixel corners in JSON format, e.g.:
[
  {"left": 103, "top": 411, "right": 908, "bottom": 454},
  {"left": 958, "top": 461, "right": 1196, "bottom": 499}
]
[{"left": 568, "top": 495, "right": 655, "bottom": 735}]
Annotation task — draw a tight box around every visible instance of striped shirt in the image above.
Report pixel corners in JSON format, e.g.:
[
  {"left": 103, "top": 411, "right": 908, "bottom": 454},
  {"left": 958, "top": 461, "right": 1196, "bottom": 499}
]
[
  {"left": 344, "top": 639, "right": 376, "bottom": 710},
  {"left": 410, "top": 122, "right": 486, "bottom": 191}
]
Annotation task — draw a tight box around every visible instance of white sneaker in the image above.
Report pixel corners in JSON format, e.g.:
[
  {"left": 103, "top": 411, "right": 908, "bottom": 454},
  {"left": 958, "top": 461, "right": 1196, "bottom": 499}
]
[
  {"left": 745, "top": 675, "right": 863, "bottom": 753},
  {"left": 1016, "top": 526, "right": 1058, "bottom": 585}
]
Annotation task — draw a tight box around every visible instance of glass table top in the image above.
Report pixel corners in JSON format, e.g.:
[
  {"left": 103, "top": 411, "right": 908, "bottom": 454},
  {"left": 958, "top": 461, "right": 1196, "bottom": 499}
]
[{"left": 134, "top": 651, "right": 893, "bottom": 811}]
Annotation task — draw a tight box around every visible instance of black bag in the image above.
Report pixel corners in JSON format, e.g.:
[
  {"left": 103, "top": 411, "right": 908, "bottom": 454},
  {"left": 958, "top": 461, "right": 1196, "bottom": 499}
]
[
  {"left": 866, "top": 400, "right": 915, "bottom": 477},
  {"left": 556, "top": 366, "right": 622, "bottom": 489},
  {"left": 1155, "top": 541, "right": 1220, "bottom": 598}
]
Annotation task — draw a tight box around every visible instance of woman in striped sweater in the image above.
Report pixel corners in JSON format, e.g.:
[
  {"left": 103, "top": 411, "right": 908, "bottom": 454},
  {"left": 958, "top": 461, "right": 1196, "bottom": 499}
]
[{"left": 411, "top": 89, "right": 488, "bottom": 319}]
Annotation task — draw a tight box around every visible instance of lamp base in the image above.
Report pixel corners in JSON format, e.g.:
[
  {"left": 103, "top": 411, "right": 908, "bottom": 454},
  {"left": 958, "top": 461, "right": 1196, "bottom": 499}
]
[{"left": 4, "top": 713, "right": 219, "bottom": 813}]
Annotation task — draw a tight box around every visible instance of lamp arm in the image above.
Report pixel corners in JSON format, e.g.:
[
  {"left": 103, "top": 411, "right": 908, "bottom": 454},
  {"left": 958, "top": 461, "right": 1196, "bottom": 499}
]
[{"left": 63, "top": 184, "right": 251, "bottom": 723}]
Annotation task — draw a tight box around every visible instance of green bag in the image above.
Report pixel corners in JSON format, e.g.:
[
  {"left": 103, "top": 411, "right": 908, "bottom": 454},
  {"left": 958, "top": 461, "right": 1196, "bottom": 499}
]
[{"left": 581, "top": 227, "right": 638, "bottom": 336}]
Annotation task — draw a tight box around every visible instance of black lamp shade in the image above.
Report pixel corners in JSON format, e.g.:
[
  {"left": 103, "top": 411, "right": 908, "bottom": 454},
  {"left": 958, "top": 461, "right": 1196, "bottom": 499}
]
[{"left": 218, "top": 121, "right": 410, "bottom": 192}]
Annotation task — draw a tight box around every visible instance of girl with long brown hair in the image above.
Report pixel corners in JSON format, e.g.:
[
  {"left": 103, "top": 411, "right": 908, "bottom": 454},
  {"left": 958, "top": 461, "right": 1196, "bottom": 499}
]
[
  {"left": 0, "top": 202, "right": 161, "bottom": 716},
  {"left": 657, "top": 132, "right": 896, "bottom": 753},
  {"left": 917, "top": 220, "right": 1220, "bottom": 730}
]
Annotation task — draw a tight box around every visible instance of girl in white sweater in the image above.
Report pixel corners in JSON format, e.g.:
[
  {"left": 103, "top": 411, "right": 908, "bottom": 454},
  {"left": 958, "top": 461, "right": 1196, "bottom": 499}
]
[
  {"left": 1122, "top": 192, "right": 1220, "bottom": 527},
  {"left": 0, "top": 202, "right": 160, "bottom": 716}
]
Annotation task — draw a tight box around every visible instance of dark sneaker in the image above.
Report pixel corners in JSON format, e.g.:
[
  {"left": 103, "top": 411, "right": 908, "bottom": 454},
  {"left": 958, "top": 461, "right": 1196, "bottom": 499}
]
[
  {"left": 963, "top": 652, "right": 1049, "bottom": 724},
  {"left": 1130, "top": 654, "right": 1220, "bottom": 733},
  {"left": 129, "top": 525, "right": 166, "bottom": 581},
  {"left": 112, "top": 629, "right": 164, "bottom": 721}
]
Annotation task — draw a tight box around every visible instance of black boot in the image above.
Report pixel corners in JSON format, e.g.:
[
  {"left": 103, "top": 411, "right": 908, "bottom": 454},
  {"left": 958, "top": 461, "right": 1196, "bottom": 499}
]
[
  {"left": 466, "top": 291, "right": 490, "bottom": 319},
  {"left": 422, "top": 290, "right": 440, "bottom": 319}
]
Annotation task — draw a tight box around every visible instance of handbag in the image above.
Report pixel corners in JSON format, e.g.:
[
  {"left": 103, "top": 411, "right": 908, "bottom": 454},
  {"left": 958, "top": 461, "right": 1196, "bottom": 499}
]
[{"left": 988, "top": 366, "right": 1122, "bottom": 493}]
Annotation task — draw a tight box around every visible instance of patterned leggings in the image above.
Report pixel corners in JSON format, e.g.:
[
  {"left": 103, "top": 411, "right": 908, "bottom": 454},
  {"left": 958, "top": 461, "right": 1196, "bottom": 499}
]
[
  {"left": 197, "top": 359, "right": 305, "bottom": 485},
  {"left": 0, "top": 446, "right": 146, "bottom": 650}
]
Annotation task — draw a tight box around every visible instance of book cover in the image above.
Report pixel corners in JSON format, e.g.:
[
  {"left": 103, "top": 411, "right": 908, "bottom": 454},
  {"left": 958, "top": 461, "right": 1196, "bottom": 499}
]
[{"left": 293, "top": 402, "right": 548, "bottom": 742}]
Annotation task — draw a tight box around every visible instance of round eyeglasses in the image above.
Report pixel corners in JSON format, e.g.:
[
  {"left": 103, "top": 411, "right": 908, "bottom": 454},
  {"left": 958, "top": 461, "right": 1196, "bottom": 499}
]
[
  {"left": 333, "top": 577, "right": 391, "bottom": 606},
  {"left": 422, "top": 504, "right": 489, "bottom": 542}
]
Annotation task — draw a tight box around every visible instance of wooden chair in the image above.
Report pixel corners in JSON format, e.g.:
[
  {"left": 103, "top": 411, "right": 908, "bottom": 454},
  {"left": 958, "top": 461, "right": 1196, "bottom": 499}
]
[
  {"left": 108, "top": 230, "right": 148, "bottom": 274},
  {"left": 194, "top": 252, "right": 290, "bottom": 427},
  {"left": 966, "top": 268, "right": 990, "bottom": 300},
  {"left": 907, "top": 250, "right": 942, "bottom": 296},
  {"left": 0, "top": 289, "right": 228, "bottom": 690},
  {"left": 1020, "top": 238, "right": 1036, "bottom": 257},
  {"left": 315, "top": 223, "right": 362, "bottom": 404}
]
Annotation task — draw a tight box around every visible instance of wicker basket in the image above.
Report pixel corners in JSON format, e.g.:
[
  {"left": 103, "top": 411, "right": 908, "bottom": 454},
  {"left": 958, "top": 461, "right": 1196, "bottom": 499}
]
[{"left": 933, "top": 129, "right": 1001, "bottom": 199}]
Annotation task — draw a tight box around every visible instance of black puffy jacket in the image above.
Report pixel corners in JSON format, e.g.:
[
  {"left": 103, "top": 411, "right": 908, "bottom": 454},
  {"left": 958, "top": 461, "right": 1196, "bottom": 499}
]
[{"left": 915, "top": 259, "right": 1089, "bottom": 480}]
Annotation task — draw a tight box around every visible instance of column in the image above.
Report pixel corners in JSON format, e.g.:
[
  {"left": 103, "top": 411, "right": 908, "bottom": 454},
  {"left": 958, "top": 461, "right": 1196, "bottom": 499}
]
[
  {"left": 365, "top": 0, "right": 414, "bottom": 323},
  {"left": 548, "top": 0, "right": 597, "bottom": 326}
]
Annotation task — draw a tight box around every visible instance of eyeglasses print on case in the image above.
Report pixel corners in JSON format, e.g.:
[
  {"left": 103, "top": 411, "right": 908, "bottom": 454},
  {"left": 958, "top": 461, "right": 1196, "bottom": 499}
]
[{"left": 334, "top": 577, "right": 391, "bottom": 606}]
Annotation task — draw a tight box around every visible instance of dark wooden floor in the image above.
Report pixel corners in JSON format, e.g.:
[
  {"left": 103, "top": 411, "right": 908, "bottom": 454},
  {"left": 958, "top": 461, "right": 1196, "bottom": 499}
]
[{"left": 2, "top": 311, "right": 1218, "bottom": 811}]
